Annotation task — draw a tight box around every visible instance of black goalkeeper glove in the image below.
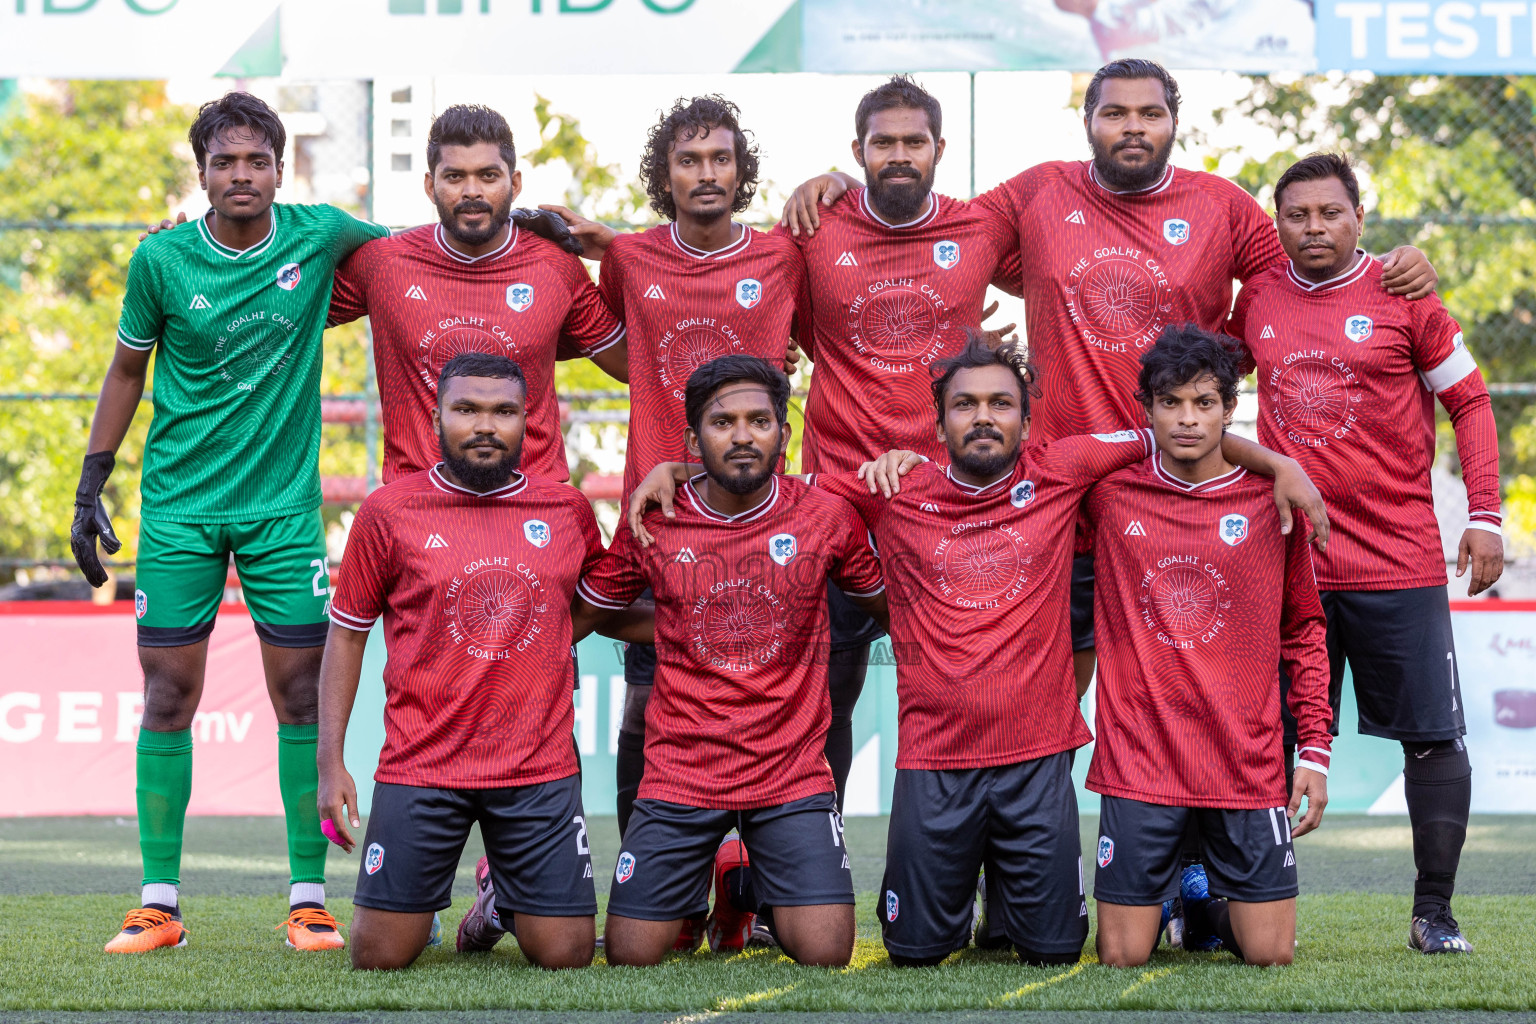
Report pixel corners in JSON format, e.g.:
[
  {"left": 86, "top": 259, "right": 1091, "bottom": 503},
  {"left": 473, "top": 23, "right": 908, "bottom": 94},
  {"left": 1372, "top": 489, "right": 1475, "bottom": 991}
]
[
  {"left": 71, "top": 451, "right": 121, "bottom": 589},
  {"left": 510, "top": 207, "right": 584, "bottom": 257}
]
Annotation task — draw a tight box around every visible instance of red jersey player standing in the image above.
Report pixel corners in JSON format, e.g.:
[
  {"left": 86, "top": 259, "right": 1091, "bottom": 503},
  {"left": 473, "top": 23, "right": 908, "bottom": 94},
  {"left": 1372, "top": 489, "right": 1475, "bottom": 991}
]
[
  {"left": 575, "top": 356, "right": 887, "bottom": 968},
  {"left": 317, "top": 353, "right": 651, "bottom": 972},
  {"left": 1086, "top": 326, "right": 1332, "bottom": 969},
  {"left": 1229, "top": 154, "right": 1503, "bottom": 956},
  {"left": 328, "top": 105, "right": 627, "bottom": 485}
]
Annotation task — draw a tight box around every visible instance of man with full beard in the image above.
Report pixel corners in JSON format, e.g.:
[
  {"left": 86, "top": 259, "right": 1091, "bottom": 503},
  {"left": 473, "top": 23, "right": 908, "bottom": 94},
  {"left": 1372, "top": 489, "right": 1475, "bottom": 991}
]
[
  {"left": 317, "top": 352, "right": 652, "bottom": 971},
  {"left": 328, "top": 104, "right": 628, "bottom": 485}
]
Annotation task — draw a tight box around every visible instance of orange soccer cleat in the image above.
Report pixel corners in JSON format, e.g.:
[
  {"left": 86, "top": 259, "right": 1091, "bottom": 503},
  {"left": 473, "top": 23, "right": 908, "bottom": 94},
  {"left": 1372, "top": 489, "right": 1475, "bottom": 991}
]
[
  {"left": 281, "top": 906, "right": 346, "bottom": 951},
  {"left": 104, "top": 907, "right": 188, "bottom": 953}
]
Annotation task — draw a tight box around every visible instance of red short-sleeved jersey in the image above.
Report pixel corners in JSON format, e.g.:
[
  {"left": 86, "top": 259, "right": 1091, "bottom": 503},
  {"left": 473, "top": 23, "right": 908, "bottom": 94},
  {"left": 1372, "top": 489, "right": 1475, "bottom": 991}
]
[
  {"left": 599, "top": 223, "right": 805, "bottom": 502},
  {"left": 975, "top": 162, "right": 1284, "bottom": 442},
  {"left": 1229, "top": 256, "right": 1501, "bottom": 590},
  {"left": 577, "top": 476, "right": 883, "bottom": 809},
  {"left": 1085, "top": 457, "right": 1332, "bottom": 808},
  {"left": 812, "top": 429, "right": 1152, "bottom": 770},
  {"left": 784, "top": 188, "right": 1019, "bottom": 473},
  {"left": 329, "top": 223, "right": 625, "bottom": 484},
  {"left": 329, "top": 466, "right": 604, "bottom": 789}
]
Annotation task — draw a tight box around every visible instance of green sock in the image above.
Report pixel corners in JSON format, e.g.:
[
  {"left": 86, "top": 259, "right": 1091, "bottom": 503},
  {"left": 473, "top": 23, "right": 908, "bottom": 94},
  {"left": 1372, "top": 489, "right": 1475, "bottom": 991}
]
[
  {"left": 277, "top": 723, "right": 327, "bottom": 886},
  {"left": 136, "top": 728, "right": 193, "bottom": 887}
]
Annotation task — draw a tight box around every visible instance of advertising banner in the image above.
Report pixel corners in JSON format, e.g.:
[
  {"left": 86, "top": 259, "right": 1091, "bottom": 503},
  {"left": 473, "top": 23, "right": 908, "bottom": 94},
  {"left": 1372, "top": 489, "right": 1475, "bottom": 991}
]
[{"left": 1317, "top": 1, "right": 1536, "bottom": 73}]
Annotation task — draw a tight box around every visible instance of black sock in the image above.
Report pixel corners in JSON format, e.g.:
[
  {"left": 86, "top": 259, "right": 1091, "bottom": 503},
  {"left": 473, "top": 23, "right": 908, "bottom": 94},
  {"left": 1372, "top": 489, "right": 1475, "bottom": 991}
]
[
  {"left": 824, "top": 722, "right": 853, "bottom": 814},
  {"left": 1402, "top": 739, "right": 1472, "bottom": 918},
  {"left": 615, "top": 729, "right": 646, "bottom": 841},
  {"left": 890, "top": 951, "right": 949, "bottom": 967},
  {"left": 825, "top": 645, "right": 869, "bottom": 814},
  {"left": 1206, "top": 899, "right": 1245, "bottom": 963}
]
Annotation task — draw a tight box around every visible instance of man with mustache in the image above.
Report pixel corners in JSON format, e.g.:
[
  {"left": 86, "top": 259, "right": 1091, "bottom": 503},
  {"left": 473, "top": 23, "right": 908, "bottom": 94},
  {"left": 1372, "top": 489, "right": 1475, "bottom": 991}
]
[
  {"left": 1228, "top": 154, "right": 1502, "bottom": 956},
  {"left": 327, "top": 104, "right": 628, "bottom": 486},
  {"left": 573, "top": 355, "right": 887, "bottom": 968},
  {"left": 72, "top": 92, "right": 390, "bottom": 953},
  {"left": 317, "top": 352, "right": 652, "bottom": 971}
]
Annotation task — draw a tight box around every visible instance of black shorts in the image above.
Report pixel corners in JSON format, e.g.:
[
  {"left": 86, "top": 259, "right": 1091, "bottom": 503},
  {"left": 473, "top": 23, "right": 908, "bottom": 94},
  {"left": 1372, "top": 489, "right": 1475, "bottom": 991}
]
[
  {"left": 1069, "top": 552, "right": 1095, "bottom": 652},
  {"left": 605, "top": 792, "right": 853, "bottom": 922},
  {"left": 881, "top": 752, "right": 1088, "bottom": 959},
  {"left": 353, "top": 776, "right": 596, "bottom": 917},
  {"left": 1093, "top": 795, "right": 1299, "bottom": 904},
  {"left": 1282, "top": 586, "right": 1465, "bottom": 745},
  {"left": 828, "top": 579, "right": 885, "bottom": 651}
]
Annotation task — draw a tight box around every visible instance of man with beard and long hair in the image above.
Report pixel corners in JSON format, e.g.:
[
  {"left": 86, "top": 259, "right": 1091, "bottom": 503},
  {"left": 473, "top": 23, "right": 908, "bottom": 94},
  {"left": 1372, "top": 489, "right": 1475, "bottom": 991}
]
[
  {"left": 327, "top": 104, "right": 629, "bottom": 485},
  {"left": 317, "top": 352, "right": 652, "bottom": 972},
  {"left": 573, "top": 355, "right": 887, "bottom": 968}
]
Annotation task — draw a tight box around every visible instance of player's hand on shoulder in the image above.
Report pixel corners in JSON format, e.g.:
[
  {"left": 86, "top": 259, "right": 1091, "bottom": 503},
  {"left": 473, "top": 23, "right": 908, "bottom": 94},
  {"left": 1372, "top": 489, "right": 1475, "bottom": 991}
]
[
  {"left": 628, "top": 462, "right": 693, "bottom": 547},
  {"left": 1271, "top": 456, "right": 1329, "bottom": 550},
  {"left": 1288, "top": 766, "right": 1328, "bottom": 838},
  {"left": 1457, "top": 527, "right": 1504, "bottom": 596},
  {"left": 859, "top": 450, "right": 925, "bottom": 498},
  {"left": 137, "top": 210, "right": 187, "bottom": 243},
  {"left": 779, "top": 172, "right": 853, "bottom": 237},
  {"left": 537, "top": 204, "right": 615, "bottom": 260},
  {"left": 1379, "top": 245, "right": 1438, "bottom": 300},
  {"left": 512, "top": 206, "right": 583, "bottom": 256},
  {"left": 980, "top": 299, "right": 1019, "bottom": 348}
]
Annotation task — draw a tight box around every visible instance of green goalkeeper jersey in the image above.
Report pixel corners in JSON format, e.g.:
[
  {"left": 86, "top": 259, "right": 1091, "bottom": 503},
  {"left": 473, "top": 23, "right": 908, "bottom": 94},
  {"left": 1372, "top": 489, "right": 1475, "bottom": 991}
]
[{"left": 116, "top": 203, "right": 389, "bottom": 523}]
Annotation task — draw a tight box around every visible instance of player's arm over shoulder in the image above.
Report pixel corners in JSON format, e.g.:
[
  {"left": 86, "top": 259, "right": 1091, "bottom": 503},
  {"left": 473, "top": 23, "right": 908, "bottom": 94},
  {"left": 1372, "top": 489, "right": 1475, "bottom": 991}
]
[{"left": 308, "top": 203, "right": 391, "bottom": 262}]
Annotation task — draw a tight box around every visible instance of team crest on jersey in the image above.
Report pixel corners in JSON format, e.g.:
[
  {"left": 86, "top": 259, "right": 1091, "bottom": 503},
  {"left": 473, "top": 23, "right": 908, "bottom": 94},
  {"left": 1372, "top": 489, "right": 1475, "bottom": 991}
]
[
  {"left": 1097, "top": 835, "right": 1114, "bottom": 868},
  {"left": 933, "top": 239, "right": 960, "bottom": 270},
  {"left": 1163, "top": 219, "right": 1191, "bottom": 246},
  {"left": 615, "top": 851, "right": 636, "bottom": 884},
  {"left": 769, "top": 533, "right": 797, "bottom": 566},
  {"left": 275, "top": 262, "right": 302, "bottom": 291},
  {"left": 736, "top": 278, "right": 762, "bottom": 309},
  {"left": 135, "top": 589, "right": 147, "bottom": 619},
  {"left": 365, "top": 843, "right": 385, "bottom": 875},
  {"left": 1011, "top": 479, "right": 1036, "bottom": 508},
  {"left": 506, "top": 283, "right": 534, "bottom": 313},
  {"left": 886, "top": 890, "right": 899, "bottom": 922},
  {"left": 523, "top": 520, "right": 551, "bottom": 548},
  {"left": 1219, "top": 514, "right": 1249, "bottom": 546},
  {"left": 1344, "top": 315, "right": 1374, "bottom": 343}
]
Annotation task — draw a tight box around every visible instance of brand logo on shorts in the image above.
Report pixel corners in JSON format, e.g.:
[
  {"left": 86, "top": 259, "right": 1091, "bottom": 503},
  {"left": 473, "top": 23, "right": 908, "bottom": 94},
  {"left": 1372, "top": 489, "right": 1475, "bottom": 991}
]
[
  {"left": 507, "top": 283, "right": 534, "bottom": 313},
  {"left": 1283, "top": 849, "right": 1295, "bottom": 868},
  {"left": 1344, "top": 315, "right": 1374, "bottom": 343},
  {"left": 615, "top": 851, "right": 636, "bottom": 884},
  {"left": 736, "top": 278, "right": 762, "bottom": 309},
  {"left": 524, "top": 519, "right": 551, "bottom": 548},
  {"left": 1219, "top": 513, "right": 1249, "bottom": 546},
  {"left": 1163, "top": 218, "right": 1191, "bottom": 246},
  {"left": 275, "top": 263, "right": 302, "bottom": 291},
  {"left": 1097, "top": 835, "right": 1114, "bottom": 868},
  {"left": 885, "top": 889, "right": 899, "bottom": 922},
  {"left": 1011, "top": 479, "right": 1035, "bottom": 509},
  {"left": 933, "top": 239, "right": 960, "bottom": 270},
  {"left": 769, "top": 532, "right": 797, "bottom": 566},
  {"left": 134, "top": 589, "right": 147, "bottom": 619},
  {"left": 365, "top": 843, "right": 385, "bottom": 875}
]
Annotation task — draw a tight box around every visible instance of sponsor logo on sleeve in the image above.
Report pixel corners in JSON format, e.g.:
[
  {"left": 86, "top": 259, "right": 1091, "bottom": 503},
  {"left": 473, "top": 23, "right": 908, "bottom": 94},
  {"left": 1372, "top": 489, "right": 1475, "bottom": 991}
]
[
  {"left": 932, "top": 239, "right": 960, "bottom": 270},
  {"left": 769, "top": 532, "right": 797, "bottom": 566},
  {"left": 1097, "top": 835, "right": 1115, "bottom": 868},
  {"left": 1091, "top": 429, "right": 1141, "bottom": 443},
  {"left": 615, "top": 851, "right": 636, "bottom": 884},
  {"left": 365, "top": 843, "right": 385, "bottom": 875},
  {"left": 1010, "top": 479, "right": 1035, "bottom": 508},
  {"left": 275, "top": 263, "right": 302, "bottom": 291},
  {"left": 886, "top": 889, "right": 899, "bottom": 921},
  {"left": 1163, "top": 219, "right": 1191, "bottom": 246},
  {"left": 1219, "top": 513, "right": 1249, "bottom": 546},
  {"left": 523, "top": 520, "right": 551, "bottom": 548},
  {"left": 1344, "top": 315, "right": 1374, "bottom": 343},
  {"left": 506, "top": 283, "right": 534, "bottom": 313},
  {"left": 735, "top": 278, "right": 762, "bottom": 309}
]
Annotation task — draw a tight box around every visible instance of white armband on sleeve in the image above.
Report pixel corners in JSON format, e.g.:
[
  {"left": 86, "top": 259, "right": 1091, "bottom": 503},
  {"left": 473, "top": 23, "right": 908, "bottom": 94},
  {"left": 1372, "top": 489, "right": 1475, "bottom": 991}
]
[{"left": 1421, "top": 333, "right": 1477, "bottom": 394}]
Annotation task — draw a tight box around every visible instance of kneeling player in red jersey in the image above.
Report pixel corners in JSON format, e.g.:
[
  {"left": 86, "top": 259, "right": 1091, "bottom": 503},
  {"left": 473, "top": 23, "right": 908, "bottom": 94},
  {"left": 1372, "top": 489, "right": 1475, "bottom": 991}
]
[
  {"left": 1085, "top": 326, "right": 1331, "bottom": 968},
  {"left": 316, "top": 353, "right": 652, "bottom": 971},
  {"left": 575, "top": 355, "right": 887, "bottom": 967},
  {"left": 1229, "top": 154, "right": 1503, "bottom": 955}
]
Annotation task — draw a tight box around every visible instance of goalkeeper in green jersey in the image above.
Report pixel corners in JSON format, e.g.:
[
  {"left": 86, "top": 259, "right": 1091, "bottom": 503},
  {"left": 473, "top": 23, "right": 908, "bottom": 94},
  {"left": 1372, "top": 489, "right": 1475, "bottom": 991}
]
[{"left": 71, "top": 92, "right": 389, "bottom": 954}]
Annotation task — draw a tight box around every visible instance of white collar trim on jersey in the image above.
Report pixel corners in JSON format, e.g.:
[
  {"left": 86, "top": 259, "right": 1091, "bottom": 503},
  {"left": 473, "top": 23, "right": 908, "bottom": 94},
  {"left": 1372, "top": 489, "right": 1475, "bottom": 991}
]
[
  {"left": 1285, "top": 250, "right": 1371, "bottom": 292},
  {"left": 433, "top": 222, "right": 519, "bottom": 264},
  {"left": 197, "top": 209, "right": 278, "bottom": 261},
  {"left": 945, "top": 463, "right": 1016, "bottom": 497},
  {"left": 682, "top": 473, "right": 780, "bottom": 523},
  {"left": 1088, "top": 161, "right": 1175, "bottom": 198},
  {"left": 859, "top": 187, "right": 939, "bottom": 230},
  {"left": 429, "top": 464, "right": 528, "bottom": 499},
  {"left": 669, "top": 221, "right": 752, "bottom": 260},
  {"left": 1150, "top": 453, "right": 1248, "bottom": 494}
]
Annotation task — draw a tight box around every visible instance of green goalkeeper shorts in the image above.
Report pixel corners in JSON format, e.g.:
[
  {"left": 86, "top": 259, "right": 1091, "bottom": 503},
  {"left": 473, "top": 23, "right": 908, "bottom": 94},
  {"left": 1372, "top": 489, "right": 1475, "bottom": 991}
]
[{"left": 134, "top": 510, "right": 331, "bottom": 648}]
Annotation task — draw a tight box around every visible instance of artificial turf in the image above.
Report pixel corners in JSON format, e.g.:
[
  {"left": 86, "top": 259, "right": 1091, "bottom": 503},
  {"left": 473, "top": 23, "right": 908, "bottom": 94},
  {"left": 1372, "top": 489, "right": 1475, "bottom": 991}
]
[{"left": 1, "top": 816, "right": 1533, "bottom": 1014}]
